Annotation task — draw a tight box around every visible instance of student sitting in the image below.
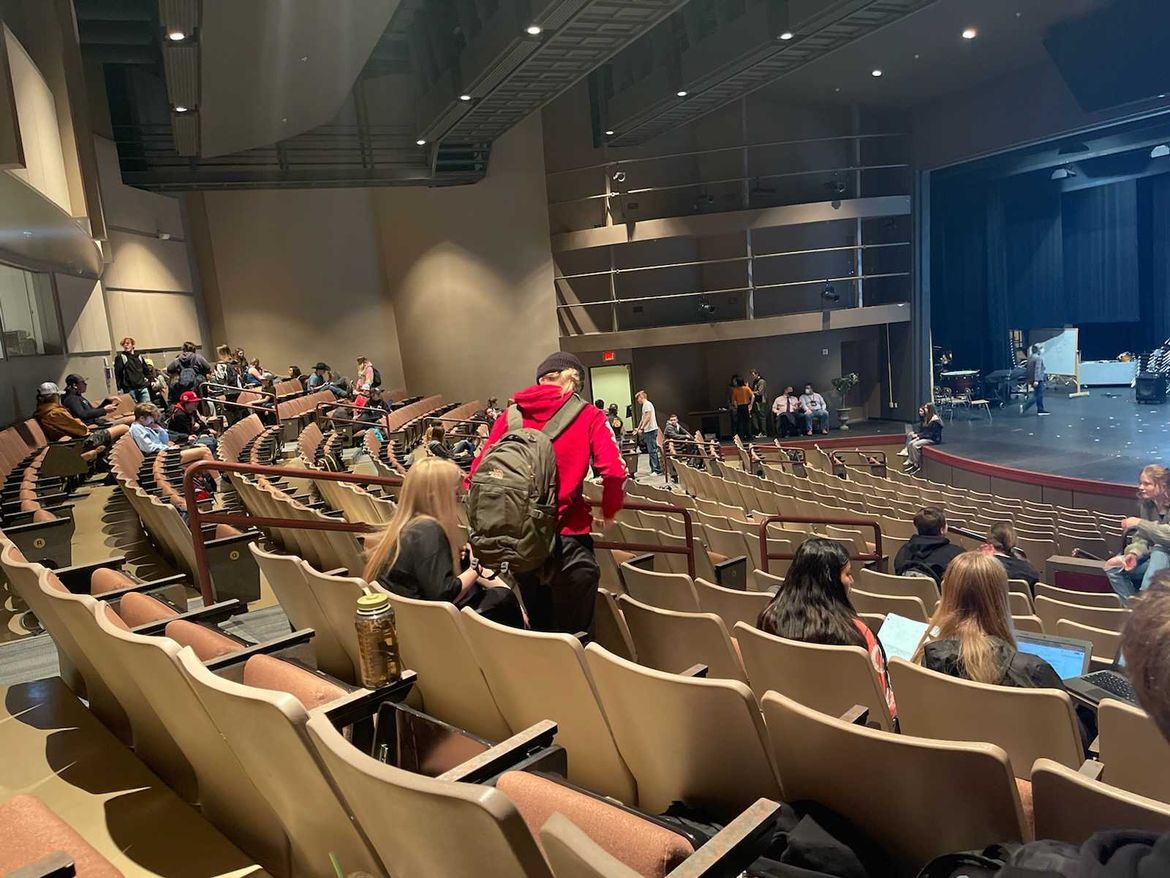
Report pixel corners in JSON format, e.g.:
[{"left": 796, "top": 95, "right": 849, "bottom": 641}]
[
  {"left": 307, "top": 362, "right": 347, "bottom": 398},
  {"left": 363, "top": 458, "right": 523, "bottom": 627},
  {"left": 912, "top": 550, "right": 1093, "bottom": 749},
  {"left": 130, "top": 403, "right": 173, "bottom": 454},
  {"left": 407, "top": 424, "right": 452, "bottom": 466},
  {"left": 167, "top": 391, "right": 219, "bottom": 454},
  {"left": 894, "top": 506, "right": 964, "bottom": 585},
  {"left": 757, "top": 538, "right": 896, "bottom": 720},
  {"left": 62, "top": 374, "right": 122, "bottom": 426},
  {"left": 34, "top": 381, "right": 128, "bottom": 455},
  {"left": 901, "top": 402, "right": 942, "bottom": 472},
  {"left": 985, "top": 522, "right": 1040, "bottom": 588}
]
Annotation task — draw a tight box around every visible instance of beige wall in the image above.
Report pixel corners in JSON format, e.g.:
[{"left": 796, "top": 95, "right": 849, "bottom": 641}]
[
  {"left": 371, "top": 113, "right": 558, "bottom": 402},
  {"left": 190, "top": 186, "right": 405, "bottom": 390}
]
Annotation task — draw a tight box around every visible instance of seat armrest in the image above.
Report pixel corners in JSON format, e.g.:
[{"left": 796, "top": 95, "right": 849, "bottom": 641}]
[
  {"left": 713, "top": 555, "right": 748, "bottom": 590},
  {"left": 1079, "top": 759, "right": 1105, "bottom": 780},
  {"left": 52, "top": 556, "right": 128, "bottom": 591},
  {"left": 839, "top": 705, "right": 869, "bottom": 726},
  {"left": 666, "top": 799, "right": 782, "bottom": 878},
  {"left": 439, "top": 720, "right": 559, "bottom": 784},
  {"left": 130, "top": 599, "right": 246, "bottom": 635},
  {"left": 682, "top": 663, "right": 709, "bottom": 678},
  {"left": 1087, "top": 735, "right": 1100, "bottom": 759},
  {"left": 6, "top": 852, "right": 76, "bottom": 878},
  {"left": 314, "top": 670, "right": 419, "bottom": 728},
  {"left": 203, "top": 628, "right": 319, "bottom": 671},
  {"left": 205, "top": 529, "right": 260, "bottom": 549},
  {"left": 88, "top": 574, "right": 190, "bottom": 602}
]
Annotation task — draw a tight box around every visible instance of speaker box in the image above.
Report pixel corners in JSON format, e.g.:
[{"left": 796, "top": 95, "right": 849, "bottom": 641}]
[{"left": 1135, "top": 373, "right": 1167, "bottom": 404}]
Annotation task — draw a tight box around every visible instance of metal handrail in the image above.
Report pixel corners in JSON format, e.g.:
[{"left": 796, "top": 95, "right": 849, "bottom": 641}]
[
  {"left": 758, "top": 515, "right": 884, "bottom": 575},
  {"left": 200, "top": 382, "right": 277, "bottom": 404},
  {"left": 829, "top": 450, "right": 888, "bottom": 466},
  {"left": 750, "top": 445, "right": 807, "bottom": 464}
]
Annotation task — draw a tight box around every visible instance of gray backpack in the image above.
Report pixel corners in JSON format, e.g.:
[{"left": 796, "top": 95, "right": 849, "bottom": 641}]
[{"left": 467, "top": 395, "right": 586, "bottom": 573}]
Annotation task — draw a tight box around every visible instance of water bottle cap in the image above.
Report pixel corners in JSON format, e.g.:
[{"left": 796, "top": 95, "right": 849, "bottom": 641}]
[{"left": 356, "top": 593, "right": 390, "bottom": 612}]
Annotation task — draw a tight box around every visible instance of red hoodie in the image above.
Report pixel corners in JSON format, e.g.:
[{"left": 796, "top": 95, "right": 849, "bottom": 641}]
[{"left": 466, "top": 385, "right": 627, "bottom": 535}]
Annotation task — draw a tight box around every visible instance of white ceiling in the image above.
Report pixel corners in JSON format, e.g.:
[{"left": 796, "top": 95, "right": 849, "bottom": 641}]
[
  {"left": 758, "top": 0, "right": 1107, "bottom": 109},
  {"left": 198, "top": 0, "right": 401, "bottom": 158}
]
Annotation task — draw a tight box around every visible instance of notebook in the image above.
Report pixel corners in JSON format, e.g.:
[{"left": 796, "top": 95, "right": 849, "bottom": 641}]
[
  {"left": 877, "top": 613, "right": 931, "bottom": 662},
  {"left": 1014, "top": 632, "right": 1093, "bottom": 680}
]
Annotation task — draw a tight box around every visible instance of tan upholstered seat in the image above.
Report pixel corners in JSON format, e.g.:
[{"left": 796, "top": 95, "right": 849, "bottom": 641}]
[
  {"left": 693, "top": 577, "right": 770, "bottom": 630},
  {"left": 241, "top": 654, "right": 348, "bottom": 710},
  {"left": 1098, "top": 700, "right": 1170, "bottom": 804},
  {"left": 618, "top": 564, "right": 700, "bottom": 613},
  {"left": 733, "top": 622, "right": 895, "bottom": 731},
  {"left": 1056, "top": 619, "right": 1121, "bottom": 663},
  {"left": 848, "top": 586, "right": 929, "bottom": 622},
  {"left": 594, "top": 589, "right": 637, "bottom": 662},
  {"left": 0, "top": 795, "right": 122, "bottom": 878},
  {"left": 583, "top": 643, "right": 780, "bottom": 816},
  {"left": 761, "top": 690, "right": 1026, "bottom": 874},
  {"left": 888, "top": 658, "right": 1082, "bottom": 778},
  {"left": 118, "top": 591, "right": 178, "bottom": 627},
  {"left": 1031, "top": 758, "right": 1170, "bottom": 844},
  {"left": 89, "top": 566, "right": 137, "bottom": 595},
  {"left": 1034, "top": 596, "right": 1130, "bottom": 634},
  {"left": 164, "top": 619, "right": 243, "bottom": 661},
  {"left": 616, "top": 595, "right": 747, "bottom": 682},
  {"left": 1035, "top": 583, "right": 1123, "bottom": 609}
]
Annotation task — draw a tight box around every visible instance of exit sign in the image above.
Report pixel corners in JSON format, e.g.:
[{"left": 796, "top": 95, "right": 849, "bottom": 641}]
[{"left": 602, "top": 351, "right": 615, "bottom": 361}]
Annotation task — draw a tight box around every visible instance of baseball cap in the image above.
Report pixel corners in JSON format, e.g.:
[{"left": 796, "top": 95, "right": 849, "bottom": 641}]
[
  {"left": 37, "top": 381, "right": 60, "bottom": 398},
  {"left": 178, "top": 391, "right": 201, "bottom": 404}
]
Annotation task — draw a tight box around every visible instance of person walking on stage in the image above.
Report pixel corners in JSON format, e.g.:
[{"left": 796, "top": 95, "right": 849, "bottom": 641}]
[
  {"left": 1105, "top": 464, "right": 1170, "bottom": 601},
  {"left": 749, "top": 369, "right": 768, "bottom": 438},
  {"left": 1020, "top": 344, "right": 1050, "bottom": 416},
  {"left": 730, "top": 376, "right": 753, "bottom": 441}
]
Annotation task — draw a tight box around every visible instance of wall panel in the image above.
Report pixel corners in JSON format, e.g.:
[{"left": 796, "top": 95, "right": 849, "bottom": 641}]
[
  {"left": 55, "top": 273, "right": 110, "bottom": 353},
  {"left": 106, "top": 289, "right": 201, "bottom": 349}
]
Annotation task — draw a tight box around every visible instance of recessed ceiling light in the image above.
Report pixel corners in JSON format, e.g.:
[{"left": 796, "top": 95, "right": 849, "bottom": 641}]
[
  {"left": 1151, "top": 144, "right": 1170, "bottom": 158},
  {"left": 281, "top": 117, "right": 288, "bottom": 123},
  {"left": 416, "top": 139, "right": 427, "bottom": 146},
  {"left": 174, "top": 105, "right": 189, "bottom": 113},
  {"left": 834, "top": 87, "right": 841, "bottom": 93},
  {"left": 526, "top": 24, "right": 542, "bottom": 35},
  {"left": 300, "top": 55, "right": 309, "bottom": 62},
  {"left": 605, "top": 129, "right": 614, "bottom": 136},
  {"left": 779, "top": 31, "right": 794, "bottom": 40},
  {"left": 961, "top": 27, "right": 977, "bottom": 39},
  {"left": 871, "top": 69, "right": 883, "bottom": 77},
  {"left": 676, "top": 90, "right": 688, "bottom": 97},
  {"left": 166, "top": 30, "right": 187, "bottom": 42},
  {"left": 460, "top": 94, "right": 472, "bottom": 101}
]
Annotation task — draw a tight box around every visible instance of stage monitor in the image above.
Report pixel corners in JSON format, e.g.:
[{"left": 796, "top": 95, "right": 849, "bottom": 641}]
[{"left": 1044, "top": 0, "right": 1170, "bottom": 112}]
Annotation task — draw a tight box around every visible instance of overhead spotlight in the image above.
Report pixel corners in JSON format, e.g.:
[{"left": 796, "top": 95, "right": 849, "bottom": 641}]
[
  {"left": 612, "top": 170, "right": 627, "bottom": 183},
  {"left": 459, "top": 94, "right": 472, "bottom": 102},
  {"left": 961, "top": 27, "right": 977, "bottom": 39},
  {"left": 526, "top": 24, "right": 542, "bottom": 35},
  {"left": 871, "top": 69, "right": 883, "bottom": 77},
  {"left": 157, "top": 231, "right": 172, "bottom": 241},
  {"left": 822, "top": 283, "right": 840, "bottom": 303},
  {"left": 173, "top": 105, "right": 189, "bottom": 113},
  {"left": 166, "top": 30, "right": 186, "bottom": 42},
  {"left": 1050, "top": 165, "right": 1077, "bottom": 180},
  {"left": 416, "top": 139, "right": 427, "bottom": 146},
  {"left": 676, "top": 90, "right": 688, "bottom": 97},
  {"left": 1151, "top": 144, "right": 1170, "bottom": 159},
  {"left": 697, "top": 298, "right": 716, "bottom": 317},
  {"left": 604, "top": 129, "right": 615, "bottom": 136},
  {"left": 779, "top": 31, "right": 794, "bottom": 40}
]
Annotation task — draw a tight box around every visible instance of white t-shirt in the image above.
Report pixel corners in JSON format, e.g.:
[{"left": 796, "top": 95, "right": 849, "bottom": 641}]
[{"left": 641, "top": 399, "right": 659, "bottom": 433}]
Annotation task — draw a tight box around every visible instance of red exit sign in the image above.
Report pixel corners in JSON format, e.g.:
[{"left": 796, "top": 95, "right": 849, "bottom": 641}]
[{"left": 602, "top": 351, "right": 615, "bottom": 361}]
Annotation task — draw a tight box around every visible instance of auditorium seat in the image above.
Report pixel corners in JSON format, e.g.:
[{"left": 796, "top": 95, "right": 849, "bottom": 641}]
[
  {"left": 1097, "top": 700, "right": 1170, "bottom": 804},
  {"left": 459, "top": 609, "right": 637, "bottom": 804},
  {"left": 1031, "top": 759, "right": 1170, "bottom": 844},
  {"left": 889, "top": 658, "right": 1082, "bottom": 780},
  {"left": 750, "top": 567, "right": 785, "bottom": 593},
  {"left": 733, "top": 622, "right": 895, "bottom": 732},
  {"left": 594, "top": 589, "right": 637, "bottom": 662},
  {"left": 1055, "top": 619, "right": 1121, "bottom": 666},
  {"left": 583, "top": 643, "right": 781, "bottom": 816},
  {"left": 618, "top": 563, "right": 701, "bottom": 613},
  {"left": 1012, "top": 615, "right": 1046, "bottom": 635},
  {"left": 384, "top": 592, "right": 511, "bottom": 742},
  {"left": 0, "top": 795, "right": 122, "bottom": 878},
  {"left": 848, "top": 586, "right": 929, "bottom": 622},
  {"left": 1034, "top": 595, "right": 1131, "bottom": 634},
  {"left": 693, "top": 577, "right": 770, "bottom": 629},
  {"left": 760, "top": 690, "right": 1026, "bottom": 873},
  {"left": 856, "top": 568, "right": 940, "bottom": 614},
  {"left": 616, "top": 595, "right": 747, "bottom": 683},
  {"left": 1035, "top": 582, "right": 1124, "bottom": 608}
]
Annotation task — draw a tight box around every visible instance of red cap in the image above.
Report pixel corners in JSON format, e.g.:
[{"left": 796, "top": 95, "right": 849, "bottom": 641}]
[{"left": 178, "top": 391, "right": 201, "bottom": 404}]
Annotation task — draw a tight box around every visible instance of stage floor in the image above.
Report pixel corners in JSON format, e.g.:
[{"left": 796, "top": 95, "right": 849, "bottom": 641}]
[{"left": 895, "top": 390, "right": 1160, "bottom": 484}]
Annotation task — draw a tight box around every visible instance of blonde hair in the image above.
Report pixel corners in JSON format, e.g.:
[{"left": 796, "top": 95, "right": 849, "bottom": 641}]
[
  {"left": 1141, "top": 465, "right": 1170, "bottom": 508},
  {"left": 362, "top": 457, "right": 462, "bottom": 582},
  {"left": 912, "top": 551, "right": 1016, "bottom": 685}
]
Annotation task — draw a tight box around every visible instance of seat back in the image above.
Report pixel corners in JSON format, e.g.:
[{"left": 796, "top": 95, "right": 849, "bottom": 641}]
[
  {"left": 761, "top": 690, "right": 1024, "bottom": 874},
  {"left": 0, "top": 543, "right": 83, "bottom": 694},
  {"left": 888, "top": 658, "right": 1082, "bottom": 777},
  {"left": 1035, "top": 582, "right": 1123, "bottom": 608},
  {"left": 1034, "top": 595, "right": 1130, "bottom": 633},
  {"left": 384, "top": 592, "right": 511, "bottom": 742},
  {"left": 90, "top": 605, "right": 289, "bottom": 873},
  {"left": 459, "top": 609, "right": 636, "bottom": 804},
  {"left": 175, "top": 648, "right": 384, "bottom": 878},
  {"left": 618, "top": 563, "right": 700, "bottom": 612},
  {"left": 848, "top": 587, "right": 929, "bottom": 622},
  {"left": 298, "top": 562, "right": 370, "bottom": 683},
  {"left": 693, "top": 577, "right": 771, "bottom": 630},
  {"left": 1031, "top": 758, "right": 1170, "bottom": 844},
  {"left": 856, "top": 568, "right": 939, "bottom": 612},
  {"left": 1012, "top": 614, "right": 1045, "bottom": 634},
  {"left": 583, "top": 643, "right": 780, "bottom": 815},
  {"left": 733, "top": 622, "right": 894, "bottom": 731},
  {"left": 616, "top": 595, "right": 746, "bottom": 682},
  {"left": 1098, "top": 700, "right": 1170, "bottom": 804},
  {"left": 1055, "top": 619, "right": 1121, "bottom": 662},
  {"left": 594, "top": 589, "right": 636, "bottom": 661},
  {"left": 305, "top": 713, "right": 551, "bottom": 878}
]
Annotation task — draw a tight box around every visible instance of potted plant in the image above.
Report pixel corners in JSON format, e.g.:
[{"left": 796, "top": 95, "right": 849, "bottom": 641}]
[{"left": 831, "top": 372, "right": 860, "bottom": 431}]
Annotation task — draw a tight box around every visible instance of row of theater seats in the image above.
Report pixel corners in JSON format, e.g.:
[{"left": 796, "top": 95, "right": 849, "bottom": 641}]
[{"left": 0, "top": 420, "right": 79, "bottom": 568}]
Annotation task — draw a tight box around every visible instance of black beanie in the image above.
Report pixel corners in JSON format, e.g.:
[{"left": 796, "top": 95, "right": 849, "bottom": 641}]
[{"left": 535, "top": 351, "right": 585, "bottom": 382}]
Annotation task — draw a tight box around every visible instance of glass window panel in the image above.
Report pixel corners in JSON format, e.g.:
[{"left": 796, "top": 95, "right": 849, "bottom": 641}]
[{"left": 0, "top": 263, "right": 62, "bottom": 357}]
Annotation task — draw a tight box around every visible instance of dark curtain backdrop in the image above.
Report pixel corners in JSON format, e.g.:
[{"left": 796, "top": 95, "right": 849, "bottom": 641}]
[{"left": 932, "top": 173, "right": 1164, "bottom": 371}]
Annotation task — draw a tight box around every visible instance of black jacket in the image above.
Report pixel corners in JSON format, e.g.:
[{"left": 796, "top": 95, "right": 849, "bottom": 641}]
[
  {"left": 114, "top": 351, "right": 148, "bottom": 390},
  {"left": 923, "top": 637, "right": 1063, "bottom": 689},
  {"left": 167, "top": 406, "right": 209, "bottom": 441},
  {"left": 62, "top": 389, "right": 107, "bottom": 425},
  {"left": 993, "top": 552, "right": 1040, "bottom": 588},
  {"left": 894, "top": 535, "right": 964, "bottom": 583}
]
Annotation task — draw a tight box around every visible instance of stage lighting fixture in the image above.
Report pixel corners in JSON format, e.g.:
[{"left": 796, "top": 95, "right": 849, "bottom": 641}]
[
  {"left": 779, "top": 31, "right": 794, "bottom": 40},
  {"left": 166, "top": 30, "right": 187, "bottom": 42},
  {"left": 961, "top": 27, "right": 977, "bottom": 39},
  {"left": 612, "top": 170, "right": 626, "bottom": 183},
  {"left": 173, "top": 105, "right": 189, "bottom": 113},
  {"left": 459, "top": 94, "right": 472, "bottom": 102},
  {"left": 1050, "top": 165, "right": 1077, "bottom": 180},
  {"left": 822, "top": 283, "right": 840, "bottom": 302},
  {"left": 1151, "top": 144, "right": 1170, "bottom": 159},
  {"left": 605, "top": 129, "right": 614, "bottom": 136},
  {"left": 526, "top": 24, "right": 543, "bottom": 35},
  {"left": 677, "top": 90, "right": 689, "bottom": 97},
  {"left": 416, "top": 139, "right": 426, "bottom": 146},
  {"left": 871, "top": 69, "right": 883, "bottom": 77},
  {"left": 697, "top": 298, "right": 716, "bottom": 316}
]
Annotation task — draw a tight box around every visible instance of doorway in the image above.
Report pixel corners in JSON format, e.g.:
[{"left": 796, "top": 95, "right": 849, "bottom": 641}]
[{"left": 590, "top": 365, "right": 633, "bottom": 431}]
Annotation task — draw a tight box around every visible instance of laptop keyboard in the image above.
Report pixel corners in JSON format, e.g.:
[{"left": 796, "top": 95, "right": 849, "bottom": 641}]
[{"left": 1083, "top": 671, "right": 1136, "bottom": 702}]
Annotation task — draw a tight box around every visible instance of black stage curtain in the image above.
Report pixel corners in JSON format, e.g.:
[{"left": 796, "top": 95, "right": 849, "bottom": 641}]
[
  {"left": 1062, "top": 181, "right": 1139, "bottom": 324},
  {"left": 1140, "top": 174, "right": 1170, "bottom": 345}
]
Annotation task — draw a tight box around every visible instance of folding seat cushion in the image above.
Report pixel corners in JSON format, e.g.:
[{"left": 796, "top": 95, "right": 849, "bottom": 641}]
[
  {"left": 0, "top": 795, "right": 123, "bottom": 878},
  {"left": 102, "top": 605, "right": 131, "bottom": 632},
  {"left": 496, "top": 771, "right": 692, "bottom": 878},
  {"left": 31, "top": 509, "right": 56, "bottom": 523},
  {"left": 165, "top": 620, "right": 240, "bottom": 661},
  {"left": 89, "top": 567, "right": 136, "bottom": 595},
  {"left": 242, "top": 653, "right": 348, "bottom": 710},
  {"left": 117, "top": 591, "right": 178, "bottom": 627}
]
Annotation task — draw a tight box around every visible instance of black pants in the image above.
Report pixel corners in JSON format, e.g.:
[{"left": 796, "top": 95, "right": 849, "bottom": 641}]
[
  {"left": 515, "top": 534, "right": 599, "bottom": 635},
  {"left": 734, "top": 405, "right": 751, "bottom": 441}
]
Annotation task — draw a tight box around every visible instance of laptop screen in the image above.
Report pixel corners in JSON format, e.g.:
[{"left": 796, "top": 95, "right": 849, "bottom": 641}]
[
  {"left": 1015, "top": 634, "right": 1089, "bottom": 680},
  {"left": 877, "top": 613, "right": 931, "bottom": 662}
]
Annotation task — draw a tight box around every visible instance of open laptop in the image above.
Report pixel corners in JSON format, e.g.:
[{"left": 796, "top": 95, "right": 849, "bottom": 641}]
[
  {"left": 1065, "top": 650, "right": 1139, "bottom": 706},
  {"left": 1014, "top": 632, "right": 1093, "bottom": 680}
]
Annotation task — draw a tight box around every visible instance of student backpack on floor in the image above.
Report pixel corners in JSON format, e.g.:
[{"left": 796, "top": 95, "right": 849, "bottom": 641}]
[{"left": 467, "top": 395, "right": 587, "bottom": 574}]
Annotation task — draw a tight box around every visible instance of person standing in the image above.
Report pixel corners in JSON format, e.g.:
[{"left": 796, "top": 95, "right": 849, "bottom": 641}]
[
  {"left": 113, "top": 337, "right": 151, "bottom": 403},
  {"left": 1105, "top": 465, "right": 1170, "bottom": 601},
  {"left": 730, "top": 376, "right": 753, "bottom": 441},
  {"left": 467, "top": 352, "right": 627, "bottom": 633},
  {"left": 1020, "top": 344, "right": 1050, "bottom": 415},
  {"left": 749, "top": 369, "right": 768, "bottom": 438},
  {"left": 799, "top": 384, "right": 829, "bottom": 435},
  {"left": 166, "top": 342, "right": 211, "bottom": 404},
  {"left": 606, "top": 403, "right": 624, "bottom": 441},
  {"left": 634, "top": 389, "right": 662, "bottom": 476}
]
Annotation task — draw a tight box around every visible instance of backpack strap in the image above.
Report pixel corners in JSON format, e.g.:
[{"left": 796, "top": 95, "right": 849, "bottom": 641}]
[
  {"left": 541, "top": 394, "right": 587, "bottom": 441},
  {"left": 506, "top": 405, "right": 524, "bottom": 432}
]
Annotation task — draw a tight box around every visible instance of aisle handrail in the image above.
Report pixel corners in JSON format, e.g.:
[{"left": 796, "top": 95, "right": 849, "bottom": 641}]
[{"left": 757, "top": 514, "right": 883, "bottom": 574}]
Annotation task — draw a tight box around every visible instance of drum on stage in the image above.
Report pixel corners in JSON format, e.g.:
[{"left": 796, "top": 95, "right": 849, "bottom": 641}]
[{"left": 940, "top": 369, "right": 979, "bottom": 394}]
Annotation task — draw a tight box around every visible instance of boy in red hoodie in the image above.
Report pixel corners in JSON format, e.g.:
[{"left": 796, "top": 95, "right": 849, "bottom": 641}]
[{"left": 467, "top": 352, "right": 627, "bottom": 633}]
